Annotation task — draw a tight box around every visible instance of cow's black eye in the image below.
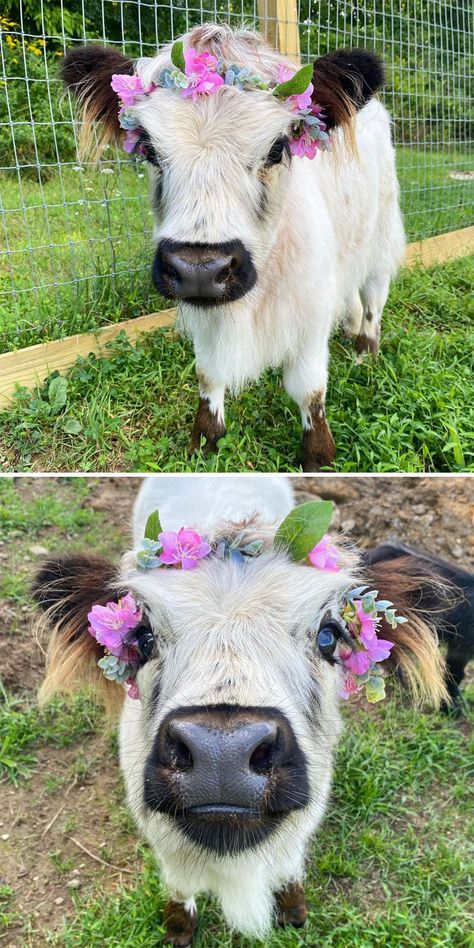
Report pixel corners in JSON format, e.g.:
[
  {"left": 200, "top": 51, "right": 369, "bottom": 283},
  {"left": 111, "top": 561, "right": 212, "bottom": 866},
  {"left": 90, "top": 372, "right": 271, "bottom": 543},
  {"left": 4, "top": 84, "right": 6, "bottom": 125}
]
[
  {"left": 317, "top": 623, "right": 339, "bottom": 658},
  {"left": 134, "top": 625, "right": 155, "bottom": 660},
  {"left": 266, "top": 136, "right": 289, "bottom": 165},
  {"left": 136, "top": 131, "right": 160, "bottom": 167}
]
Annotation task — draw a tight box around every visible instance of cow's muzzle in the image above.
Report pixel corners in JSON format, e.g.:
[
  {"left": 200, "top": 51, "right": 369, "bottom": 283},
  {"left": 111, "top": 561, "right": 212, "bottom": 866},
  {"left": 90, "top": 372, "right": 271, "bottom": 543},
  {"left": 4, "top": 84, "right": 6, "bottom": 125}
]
[
  {"left": 152, "top": 239, "right": 257, "bottom": 306},
  {"left": 144, "top": 705, "right": 309, "bottom": 854}
]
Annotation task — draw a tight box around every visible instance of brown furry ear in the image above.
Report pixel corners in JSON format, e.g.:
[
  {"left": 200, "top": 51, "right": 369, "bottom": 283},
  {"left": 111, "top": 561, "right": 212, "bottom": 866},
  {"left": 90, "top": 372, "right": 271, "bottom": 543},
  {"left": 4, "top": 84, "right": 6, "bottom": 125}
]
[
  {"left": 312, "top": 48, "right": 385, "bottom": 140},
  {"left": 32, "top": 554, "right": 125, "bottom": 714},
  {"left": 60, "top": 45, "right": 134, "bottom": 157},
  {"left": 366, "top": 558, "right": 449, "bottom": 708}
]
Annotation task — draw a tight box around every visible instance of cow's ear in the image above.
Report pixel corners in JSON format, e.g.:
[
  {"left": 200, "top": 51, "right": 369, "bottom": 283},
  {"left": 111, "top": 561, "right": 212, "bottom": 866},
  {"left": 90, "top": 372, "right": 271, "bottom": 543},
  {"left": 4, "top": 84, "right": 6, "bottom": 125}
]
[
  {"left": 60, "top": 45, "right": 134, "bottom": 155},
  {"left": 366, "top": 558, "right": 448, "bottom": 708},
  {"left": 312, "top": 48, "right": 385, "bottom": 131},
  {"left": 32, "top": 554, "right": 124, "bottom": 712}
]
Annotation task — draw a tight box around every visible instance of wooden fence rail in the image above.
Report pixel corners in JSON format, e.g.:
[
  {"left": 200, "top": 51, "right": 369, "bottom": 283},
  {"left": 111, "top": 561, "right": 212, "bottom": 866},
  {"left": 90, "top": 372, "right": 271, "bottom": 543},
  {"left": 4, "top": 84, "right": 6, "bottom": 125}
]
[{"left": 0, "top": 227, "right": 472, "bottom": 407}]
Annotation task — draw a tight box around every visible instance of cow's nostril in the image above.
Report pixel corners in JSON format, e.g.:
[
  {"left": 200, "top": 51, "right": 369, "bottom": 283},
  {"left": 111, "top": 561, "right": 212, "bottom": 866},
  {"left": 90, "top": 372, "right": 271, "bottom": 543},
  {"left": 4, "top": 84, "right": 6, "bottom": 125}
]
[
  {"left": 216, "top": 264, "right": 232, "bottom": 284},
  {"left": 249, "top": 735, "right": 277, "bottom": 774},
  {"left": 169, "top": 736, "right": 193, "bottom": 772}
]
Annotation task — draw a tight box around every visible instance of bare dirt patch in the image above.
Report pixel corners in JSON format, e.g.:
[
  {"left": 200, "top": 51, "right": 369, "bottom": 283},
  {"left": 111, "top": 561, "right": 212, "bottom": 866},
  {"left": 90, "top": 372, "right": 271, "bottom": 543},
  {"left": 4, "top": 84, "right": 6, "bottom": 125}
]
[{"left": 0, "top": 475, "right": 472, "bottom": 945}]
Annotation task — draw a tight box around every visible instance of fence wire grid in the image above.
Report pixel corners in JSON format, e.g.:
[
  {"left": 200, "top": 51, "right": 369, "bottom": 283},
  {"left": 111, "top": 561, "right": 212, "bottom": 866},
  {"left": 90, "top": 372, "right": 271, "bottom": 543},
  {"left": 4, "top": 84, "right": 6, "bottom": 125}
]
[{"left": 0, "top": 0, "right": 472, "bottom": 353}]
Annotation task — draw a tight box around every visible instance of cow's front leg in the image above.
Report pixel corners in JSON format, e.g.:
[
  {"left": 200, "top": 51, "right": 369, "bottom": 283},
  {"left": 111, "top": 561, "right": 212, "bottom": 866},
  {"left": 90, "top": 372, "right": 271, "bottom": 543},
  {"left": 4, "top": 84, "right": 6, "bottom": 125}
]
[
  {"left": 163, "top": 898, "right": 198, "bottom": 947},
  {"left": 190, "top": 372, "right": 226, "bottom": 455},
  {"left": 284, "top": 344, "right": 336, "bottom": 472},
  {"left": 275, "top": 881, "right": 308, "bottom": 928}
]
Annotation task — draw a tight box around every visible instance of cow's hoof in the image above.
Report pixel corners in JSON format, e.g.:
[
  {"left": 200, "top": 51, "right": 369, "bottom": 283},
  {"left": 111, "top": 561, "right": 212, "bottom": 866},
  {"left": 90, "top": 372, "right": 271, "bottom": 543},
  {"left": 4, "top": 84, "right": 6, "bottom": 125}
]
[
  {"left": 354, "top": 332, "right": 379, "bottom": 356},
  {"left": 276, "top": 882, "right": 308, "bottom": 929},
  {"left": 189, "top": 433, "right": 221, "bottom": 457},
  {"left": 440, "top": 697, "right": 464, "bottom": 719},
  {"left": 163, "top": 901, "right": 198, "bottom": 947}
]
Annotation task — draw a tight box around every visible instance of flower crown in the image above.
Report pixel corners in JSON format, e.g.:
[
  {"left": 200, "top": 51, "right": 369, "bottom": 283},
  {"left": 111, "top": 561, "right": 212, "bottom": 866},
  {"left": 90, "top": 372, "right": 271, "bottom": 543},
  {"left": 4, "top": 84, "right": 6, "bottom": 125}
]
[
  {"left": 111, "top": 41, "right": 330, "bottom": 161},
  {"left": 88, "top": 501, "right": 405, "bottom": 703}
]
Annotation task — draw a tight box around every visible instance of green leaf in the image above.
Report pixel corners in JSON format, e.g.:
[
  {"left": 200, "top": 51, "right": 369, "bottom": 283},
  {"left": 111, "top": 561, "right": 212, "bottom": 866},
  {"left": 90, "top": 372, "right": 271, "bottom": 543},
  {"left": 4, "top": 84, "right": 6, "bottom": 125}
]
[
  {"left": 61, "top": 418, "right": 82, "bottom": 435},
  {"left": 48, "top": 376, "right": 68, "bottom": 414},
  {"left": 274, "top": 500, "right": 333, "bottom": 561},
  {"left": 365, "top": 676, "right": 386, "bottom": 703},
  {"left": 273, "top": 63, "right": 313, "bottom": 98},
  {"left": 170, "top": 40, "right": 186, "bottom": 72},
  {"left": 144, "top": 509, "right": 162, "bottom": 542}
]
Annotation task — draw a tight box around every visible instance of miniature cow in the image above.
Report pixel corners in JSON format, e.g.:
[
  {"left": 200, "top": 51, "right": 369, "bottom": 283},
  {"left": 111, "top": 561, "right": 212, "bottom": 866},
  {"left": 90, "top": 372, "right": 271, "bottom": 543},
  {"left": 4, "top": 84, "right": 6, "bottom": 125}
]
[
  {"left": 60, "top": 25, "right": 405, "bottom": 470},
  {"left": 32, "top": 475, "right": 466, "bottom": 945}
]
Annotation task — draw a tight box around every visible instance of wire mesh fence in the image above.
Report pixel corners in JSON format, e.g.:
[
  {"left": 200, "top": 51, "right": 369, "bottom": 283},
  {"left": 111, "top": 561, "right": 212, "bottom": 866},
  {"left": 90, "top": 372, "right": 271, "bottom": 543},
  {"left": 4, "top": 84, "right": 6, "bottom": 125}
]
[{"left": 0, "top": 0, "right": 472, "bottom": 353}]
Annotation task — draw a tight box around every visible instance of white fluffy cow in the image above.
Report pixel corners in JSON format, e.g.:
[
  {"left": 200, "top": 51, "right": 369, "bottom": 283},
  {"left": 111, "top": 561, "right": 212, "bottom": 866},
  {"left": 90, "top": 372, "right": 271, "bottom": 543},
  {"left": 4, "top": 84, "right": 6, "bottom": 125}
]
[
  {"left": 33, "top": 476, "right": 445, "bottom": 944},
  {"left": 61, "top": 25, "right": 405, "bottom": 470}
]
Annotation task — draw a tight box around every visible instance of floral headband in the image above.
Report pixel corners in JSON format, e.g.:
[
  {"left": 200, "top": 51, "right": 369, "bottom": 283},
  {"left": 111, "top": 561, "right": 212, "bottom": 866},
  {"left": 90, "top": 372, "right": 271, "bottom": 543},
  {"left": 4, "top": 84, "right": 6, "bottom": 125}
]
[
  {"left": 88, "top": 501, "right": 406, "bottom": 703},
  {"left": 111, "top": 41, "right": 330, "bottom": 161}
]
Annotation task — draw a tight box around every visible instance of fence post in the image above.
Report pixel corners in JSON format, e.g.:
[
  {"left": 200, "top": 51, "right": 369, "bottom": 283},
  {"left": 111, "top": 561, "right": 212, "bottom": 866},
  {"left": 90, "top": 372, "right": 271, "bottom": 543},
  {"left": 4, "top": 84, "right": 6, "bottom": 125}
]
[{"left": 258, "top": 0, "right": 301, "bottom": 63}]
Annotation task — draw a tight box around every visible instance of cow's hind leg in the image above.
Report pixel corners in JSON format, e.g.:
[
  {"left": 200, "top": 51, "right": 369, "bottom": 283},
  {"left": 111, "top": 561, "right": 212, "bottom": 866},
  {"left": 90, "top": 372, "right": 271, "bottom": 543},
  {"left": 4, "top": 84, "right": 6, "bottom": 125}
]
[
  {"left": 442, "top": 637, "right": 474, "bottom": 717},
  {"left": 163, "top": 898, "right": 198, "bottom": 946},
  {"left": 284, "top": 334, "right": 336, "bottom": 472},
  {"left": 190, "top": 371, "right": 226, "bottom": 455},
  {"left": 275, "top": 881, "right": 308, "bottom": 928},
  {"left": 354, "top": 269, "right": 391, "bottom": 356}
]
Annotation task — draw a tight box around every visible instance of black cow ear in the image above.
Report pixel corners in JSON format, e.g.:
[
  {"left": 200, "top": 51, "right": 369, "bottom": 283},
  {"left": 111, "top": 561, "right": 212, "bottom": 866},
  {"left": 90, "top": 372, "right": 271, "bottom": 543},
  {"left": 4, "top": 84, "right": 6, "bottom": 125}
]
[
  {"left": 311, "top": 48, "right": 385, "bottom": 130},
  {"left": 60, "top": 45, "right": 134, "bottom": 153},
  {"left": 32, "top": 554, "right": 124, "bottom": 711}
]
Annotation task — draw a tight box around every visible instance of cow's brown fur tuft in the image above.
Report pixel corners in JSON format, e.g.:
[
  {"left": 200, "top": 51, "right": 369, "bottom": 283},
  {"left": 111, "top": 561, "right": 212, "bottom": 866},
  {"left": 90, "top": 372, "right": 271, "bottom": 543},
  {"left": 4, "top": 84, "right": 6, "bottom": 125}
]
[
  {"left": 61, "top": 46, "right": 134, "bottom": 158},
  {"left": 366, "top": 557, "right": 450, "bottom": 707},
  {"left": 32, "top": 554, "right": 125, "bottom": 714}
]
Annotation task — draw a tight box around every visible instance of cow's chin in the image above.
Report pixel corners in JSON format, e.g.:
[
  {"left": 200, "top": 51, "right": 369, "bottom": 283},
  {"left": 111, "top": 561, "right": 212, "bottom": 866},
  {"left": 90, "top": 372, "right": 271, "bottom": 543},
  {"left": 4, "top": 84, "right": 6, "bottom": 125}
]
[{"left": 173, "top": 806, "right": 284, "bottom": 855}]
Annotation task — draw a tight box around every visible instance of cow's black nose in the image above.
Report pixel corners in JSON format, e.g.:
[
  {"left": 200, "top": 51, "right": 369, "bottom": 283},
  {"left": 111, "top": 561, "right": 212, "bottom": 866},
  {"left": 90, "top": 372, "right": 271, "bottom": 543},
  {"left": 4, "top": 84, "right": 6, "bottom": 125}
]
[
  {"left": 154, "top": 710, "right": 294, "bottom": 811},
  {"left": 153, "top": 239, "right": 256, "bottom": 305}
]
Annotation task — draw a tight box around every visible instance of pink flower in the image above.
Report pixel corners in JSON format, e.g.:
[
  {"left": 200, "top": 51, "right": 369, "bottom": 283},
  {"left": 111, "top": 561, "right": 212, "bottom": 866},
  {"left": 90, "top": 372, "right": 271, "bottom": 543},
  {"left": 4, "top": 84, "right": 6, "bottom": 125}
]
[
  {"left": 355, "top": 600, "right": 378, "bottom": 646},
  {"left": 88, "top": 593, "right": 141, "bottom": 660},
  {"left": 181, "top": 47, "right": 224, "bottom": 100},
  {"left": 111, "top": 74, "right": 148, "bottom": 106},
  {"left": 158, "top": 528, "right": 211, "bottom": 569},
  {"left": 278, "top": 64, "right": 314, "bottom": 112},
  {"left": 289, "top": 130, "right": 320, "bottom": 159},
  {"left": 308, "top": 534, "right": 341, "bottom": 571},
  {"left": 365, "top": 637, "right": 395, "bottom": 663},
  {"left": 278, "top": 64, "right": 295, "bottom": 84},
  {"left": 342, "top": 648, "right": 371, "bottom": 677},
  {"left": 123, "top": 128, "right": 141, "bottom": 154},
  {"left": 340, "top": 672, "right": 360, "bottom": 700},
  {"left": 126, "top": 677, "right": 140, "bottom": 700}
]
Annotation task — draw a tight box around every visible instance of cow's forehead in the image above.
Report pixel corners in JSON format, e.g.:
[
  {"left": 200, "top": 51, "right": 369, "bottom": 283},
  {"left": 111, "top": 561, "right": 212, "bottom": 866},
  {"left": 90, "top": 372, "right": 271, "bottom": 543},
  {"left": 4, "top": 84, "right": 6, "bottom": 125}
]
[
  {"left": 121, "top": 553, "right": 357, "bottom": 638},
  {"left": 132, "top": 86, "right": 292, "bottom": 159}
]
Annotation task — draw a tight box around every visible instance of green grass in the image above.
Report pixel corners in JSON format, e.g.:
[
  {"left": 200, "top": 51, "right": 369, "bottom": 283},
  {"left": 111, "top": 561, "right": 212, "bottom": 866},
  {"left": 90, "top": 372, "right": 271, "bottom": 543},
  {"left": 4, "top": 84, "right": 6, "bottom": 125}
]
[
  {"left": 0, "top": 681, "right": 100, "bottom": 785},
  {"left": 47, "top": 693, "right": 473, "bottom": 947},
  {"left": 0, "top": 147, "right": 472, "bottom": 352},
  {"left": 0, "top": 256, "right": 472, "bottom": 473}
]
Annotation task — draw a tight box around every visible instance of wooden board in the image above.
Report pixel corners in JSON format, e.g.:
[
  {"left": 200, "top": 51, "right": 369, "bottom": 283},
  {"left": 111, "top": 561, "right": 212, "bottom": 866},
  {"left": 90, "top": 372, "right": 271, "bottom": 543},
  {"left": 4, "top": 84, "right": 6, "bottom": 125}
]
[
  {"left": 404, "top": 225, "right": 474, "bottom": 268},
  {"left": 0, "top": 228, "right": 472, "bottom": 408},
  {"left": 0, "top": 309, "right": 176, "bottom": 406},
  {"left": 257, "top": 0, "right": 301, "bottom": 63}
]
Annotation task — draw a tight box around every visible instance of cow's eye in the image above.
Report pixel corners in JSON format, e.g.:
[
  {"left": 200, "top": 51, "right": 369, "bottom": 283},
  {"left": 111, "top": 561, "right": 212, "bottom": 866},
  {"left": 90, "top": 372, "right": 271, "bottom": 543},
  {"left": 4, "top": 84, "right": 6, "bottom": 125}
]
[
  {"left": 134, "top": 625, "right": 155, "bottom": 660},
  {"left": 136, "top": 132, "right": 160, "bottom": 167},
  {"left": 266, "top": 136, "right": 289, "bottom": 165},
  {"left": 316, "top": 622, "right": 340, "bottom": 658}
]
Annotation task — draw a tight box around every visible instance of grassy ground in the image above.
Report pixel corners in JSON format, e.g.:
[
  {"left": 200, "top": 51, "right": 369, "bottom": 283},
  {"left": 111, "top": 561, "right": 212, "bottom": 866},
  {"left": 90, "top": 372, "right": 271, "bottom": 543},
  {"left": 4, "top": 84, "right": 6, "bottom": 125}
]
[
  {"left": 0, "top": 146, "right": 472, "bottom": 352},
  {"left": 0, "top": 476, "right": 473, "bottom": 947},
  {"left": 0, "top": 255, "right": 472, "bottom": 473}
]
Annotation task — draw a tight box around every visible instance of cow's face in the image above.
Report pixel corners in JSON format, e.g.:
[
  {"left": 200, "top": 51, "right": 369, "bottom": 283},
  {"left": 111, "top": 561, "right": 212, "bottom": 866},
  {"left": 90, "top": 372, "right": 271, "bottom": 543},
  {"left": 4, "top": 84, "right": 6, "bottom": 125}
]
[
  {"left": 61, "top": 29, "right": 386, "bottom": 309},
  {"left": 130, "top": 87, "right": 294, "bottom": 306},
  {"left": 118, "top": 548, "right": 355, "bottom": 855}
]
